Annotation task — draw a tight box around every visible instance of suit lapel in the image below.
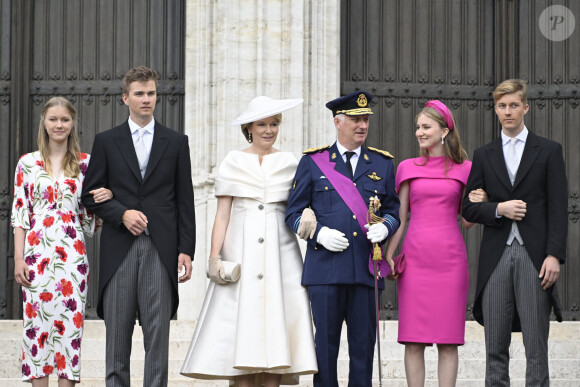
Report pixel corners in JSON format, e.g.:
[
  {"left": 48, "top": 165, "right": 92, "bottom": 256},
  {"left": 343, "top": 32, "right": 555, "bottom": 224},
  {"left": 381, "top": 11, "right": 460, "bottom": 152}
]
[
  {"left": 143, "top": 122, "right": 169, "bottom": 182},
  {"left": 353, "top": 147, "right": 371, "bottom": 181},
  {"left": 330, "top": 142, "right": 351, "bottom": 179},
  {"left": 115, "top": 123, "right": 143, "bottom": 182},
  {"left": 513, "top": 131, "right": 540, "bottom": 190},
  {"left": 485, "top": 137, "right": 512, "bottom": 191}
]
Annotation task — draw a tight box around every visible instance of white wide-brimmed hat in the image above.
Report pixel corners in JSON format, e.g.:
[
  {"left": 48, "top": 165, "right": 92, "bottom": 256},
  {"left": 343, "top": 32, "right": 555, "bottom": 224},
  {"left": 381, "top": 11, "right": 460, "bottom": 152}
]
[{"left": 231, "top": 96, "right": 303, "bottom": 125}]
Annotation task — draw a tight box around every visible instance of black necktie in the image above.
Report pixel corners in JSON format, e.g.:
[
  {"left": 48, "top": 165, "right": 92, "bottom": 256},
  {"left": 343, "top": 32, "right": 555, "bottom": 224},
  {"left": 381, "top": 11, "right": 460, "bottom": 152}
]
[{"left": 345, "top": 151, "right": 355, "bottom": 179}]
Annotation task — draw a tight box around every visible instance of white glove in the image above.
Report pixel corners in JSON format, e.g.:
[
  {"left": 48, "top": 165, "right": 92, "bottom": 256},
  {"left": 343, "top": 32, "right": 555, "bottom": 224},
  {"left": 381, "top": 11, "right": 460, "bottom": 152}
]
[
  {"left": 316, "top": 226, "right": 349, "bottom": 252},
  {"left": 365, "top": 223, "right": 388, "bottom": 243},
  {"left": 297, "top": 208, "right": 317, "bottom": 240},
  {"left": 208, "top": 256, "right": 227, "bottom": 285}
]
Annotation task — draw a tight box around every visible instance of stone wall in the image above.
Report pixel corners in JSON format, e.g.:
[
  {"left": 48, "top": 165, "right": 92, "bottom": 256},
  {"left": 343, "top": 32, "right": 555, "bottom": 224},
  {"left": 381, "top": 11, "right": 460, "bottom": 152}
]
[{"left": 179, "top": 0, "right": 341, "bottom": 319}]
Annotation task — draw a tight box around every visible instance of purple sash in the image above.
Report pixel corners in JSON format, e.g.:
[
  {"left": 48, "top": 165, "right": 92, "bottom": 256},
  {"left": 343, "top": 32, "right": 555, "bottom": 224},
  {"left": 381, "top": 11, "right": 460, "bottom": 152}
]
[
  {"left": 310, "top": 151, "right": 369, "bottom": 233},
  {"left": 310, "top": 150, "right": 390, "bottom": 277}
]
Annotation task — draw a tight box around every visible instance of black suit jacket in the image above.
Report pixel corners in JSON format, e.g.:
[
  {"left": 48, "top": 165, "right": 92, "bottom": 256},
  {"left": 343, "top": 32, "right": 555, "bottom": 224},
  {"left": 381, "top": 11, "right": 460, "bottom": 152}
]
[
  {"left": 81, "top": 121, "right": 196, "bottom": 318},
  {"left": 462, "top": 131, "right": 567, "bottom": 330}
]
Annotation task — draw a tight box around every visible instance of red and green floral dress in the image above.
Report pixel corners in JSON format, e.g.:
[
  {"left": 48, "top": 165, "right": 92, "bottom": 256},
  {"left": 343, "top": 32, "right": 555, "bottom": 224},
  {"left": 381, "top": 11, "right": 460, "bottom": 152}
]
[{"left": 11, "top": 151, "right": 97, "bottom": 382}]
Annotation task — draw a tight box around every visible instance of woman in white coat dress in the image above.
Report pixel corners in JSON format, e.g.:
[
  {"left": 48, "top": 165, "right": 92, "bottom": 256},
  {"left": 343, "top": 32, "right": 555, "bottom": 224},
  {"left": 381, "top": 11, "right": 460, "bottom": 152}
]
[{"left": 181, "top": 96, "right": 318, "bottom": 387}]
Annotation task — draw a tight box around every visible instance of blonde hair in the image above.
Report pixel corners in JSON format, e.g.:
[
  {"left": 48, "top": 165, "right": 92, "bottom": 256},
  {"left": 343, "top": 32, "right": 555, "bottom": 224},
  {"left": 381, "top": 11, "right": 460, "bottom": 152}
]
[
  {"left": 416, "top": 106, "right": 467, "bottom": 166},
  {"left": 37, "top": 97, "right": 81, "bottom": 178},
  {"left": 493, "top": 79, "right": 528, "bottom": 104},
  {"left": 241, "top": 113, "right": 283, "bottom": 142}
]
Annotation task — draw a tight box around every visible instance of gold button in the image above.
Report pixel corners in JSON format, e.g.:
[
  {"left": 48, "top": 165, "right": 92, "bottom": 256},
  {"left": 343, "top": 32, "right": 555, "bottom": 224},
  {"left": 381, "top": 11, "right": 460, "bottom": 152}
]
[
  {"left": 374, "top": 189, "right": 378, "bottom": 193},
  {"left": 314, "top": 247, "right": 318, "bottom": 250},
  {"left": 325, "top": 186, "right": 329, "bottom": 191},
  {"left": 353, "top": 215, "right": 357, "bottom": 220},
  {"left": 353, "top": 232, "right": 358, "bottom": 237},
  {"left": 354, "top": 183, "right": 357, "bottom": 187}
]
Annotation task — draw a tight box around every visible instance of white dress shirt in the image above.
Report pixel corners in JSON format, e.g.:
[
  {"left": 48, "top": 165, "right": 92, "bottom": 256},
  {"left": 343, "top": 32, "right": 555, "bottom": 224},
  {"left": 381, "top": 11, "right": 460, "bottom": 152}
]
[
  {"left": 336, "top": 141, "right": 361, "bottom": 175},
  {"left": 129, "top": 117, "right": 155, "bottom": 152},
  {"left": 501, "top": 126, "right": 528, "bottom": 181}
]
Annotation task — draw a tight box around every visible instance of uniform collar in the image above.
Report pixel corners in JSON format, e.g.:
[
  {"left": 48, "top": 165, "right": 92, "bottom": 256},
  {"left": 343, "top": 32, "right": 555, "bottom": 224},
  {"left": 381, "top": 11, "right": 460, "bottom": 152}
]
[{"left": 335, "top": 141, "right": 361, "bottom": 157}]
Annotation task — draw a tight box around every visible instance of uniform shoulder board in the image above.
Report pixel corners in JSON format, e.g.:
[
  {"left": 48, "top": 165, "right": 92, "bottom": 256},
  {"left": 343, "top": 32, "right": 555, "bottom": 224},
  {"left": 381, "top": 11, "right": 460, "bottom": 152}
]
[
  {"left": 367, "top": 146, "right": 394, "bottom": 159},
  {"left": 303, "top": 144, "right": 331, "bottom": 154}
]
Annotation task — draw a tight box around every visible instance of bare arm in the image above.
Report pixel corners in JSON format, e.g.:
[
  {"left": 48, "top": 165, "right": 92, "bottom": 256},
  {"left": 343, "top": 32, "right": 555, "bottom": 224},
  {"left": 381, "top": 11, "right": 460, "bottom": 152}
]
[
  {"left": 384, "top": 181, "right": 410, "bottom": 274},
  {"left": 210, "top": 196, "right": 234, "bottom": 258},
  {"left": 13, "top": 227, "right": 31, "bottom": 287}
]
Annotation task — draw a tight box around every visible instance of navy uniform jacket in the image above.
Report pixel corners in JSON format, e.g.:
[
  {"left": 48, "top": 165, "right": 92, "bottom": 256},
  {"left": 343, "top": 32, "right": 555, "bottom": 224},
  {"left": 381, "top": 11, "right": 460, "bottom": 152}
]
[{"left": 285, "top": 142, "right": 400, "bottom": 289}]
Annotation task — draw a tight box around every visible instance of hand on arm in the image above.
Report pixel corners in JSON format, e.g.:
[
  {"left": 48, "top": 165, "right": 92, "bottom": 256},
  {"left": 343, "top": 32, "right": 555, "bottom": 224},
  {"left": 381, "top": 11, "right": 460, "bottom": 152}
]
[
  {"left": 13, "top": 228, "right": 31, "bottom": 288},
  {"left": 468, "top": 188, "right": 488, "bottom": 203},
  {"left": 122, "top": 210, "right": 148, "bottom": 236},
  {"left": 90, "top": 187, "right": 113, "bottom": 203},
  {"left": 462, "top": 188, "right": 489, "bottom": 229},
  {"left": 297, "top": 207, "right": 317, "bottom": 240},
  {"left": 539, "top": 255, "right": 560, "bottom": 290}
]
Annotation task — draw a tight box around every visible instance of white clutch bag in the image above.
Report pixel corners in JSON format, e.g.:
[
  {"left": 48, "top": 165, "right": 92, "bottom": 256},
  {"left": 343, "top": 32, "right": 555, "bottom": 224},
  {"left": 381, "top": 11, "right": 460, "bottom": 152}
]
[
  {"left": 221, "top": 261, "right": 241, "bottom": 282},
  {"left": 206, "top": 258, "right": 241, "bottom": 283}
]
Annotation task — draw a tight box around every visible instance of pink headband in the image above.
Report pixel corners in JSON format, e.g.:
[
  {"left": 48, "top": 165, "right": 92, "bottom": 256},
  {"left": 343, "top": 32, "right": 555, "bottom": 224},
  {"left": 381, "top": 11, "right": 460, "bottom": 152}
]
[{"left": 424, "top": 100, "right": 454, "bottom": 130}]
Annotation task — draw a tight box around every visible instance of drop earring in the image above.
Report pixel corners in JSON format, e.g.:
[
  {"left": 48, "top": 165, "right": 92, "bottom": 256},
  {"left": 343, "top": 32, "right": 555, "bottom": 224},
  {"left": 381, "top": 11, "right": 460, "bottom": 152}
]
[
  {"left": 248, "top": 133, "right": 253, "bottom": 143},
  {"left": 441, "top": 137, "right": 445, "bottom": 145}
]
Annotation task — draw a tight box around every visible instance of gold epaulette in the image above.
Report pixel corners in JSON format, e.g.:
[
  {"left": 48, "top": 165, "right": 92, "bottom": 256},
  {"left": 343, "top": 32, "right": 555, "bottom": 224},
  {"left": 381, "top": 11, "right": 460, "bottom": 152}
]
[
  {"left": 303, "top": 144, "right": 331, "bottom": 154},
  {"left": 367, "top": 146, "right": 394, "bottom": 159}
]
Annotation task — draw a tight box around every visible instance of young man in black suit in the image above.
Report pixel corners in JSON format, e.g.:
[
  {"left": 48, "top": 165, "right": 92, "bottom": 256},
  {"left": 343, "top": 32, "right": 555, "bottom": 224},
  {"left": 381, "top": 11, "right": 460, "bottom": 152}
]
[
  {"left": 462, "top": 79, "right": 567, "bottom": 386},
  {"left": 81, "top": 66, "right": 196, "bottom": 386}
]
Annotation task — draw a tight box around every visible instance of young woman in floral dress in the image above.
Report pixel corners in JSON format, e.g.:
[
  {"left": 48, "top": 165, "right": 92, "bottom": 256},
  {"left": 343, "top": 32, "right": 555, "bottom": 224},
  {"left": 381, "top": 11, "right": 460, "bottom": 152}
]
[{"left": 11, "top": 97, "right": 111, "bottom": 386}]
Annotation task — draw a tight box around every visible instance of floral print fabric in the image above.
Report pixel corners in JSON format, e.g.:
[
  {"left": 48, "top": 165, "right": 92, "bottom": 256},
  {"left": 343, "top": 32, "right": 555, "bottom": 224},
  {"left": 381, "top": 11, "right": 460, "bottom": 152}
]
[{"left": 11, "top": 151, "right": 97, "bottom": 382}]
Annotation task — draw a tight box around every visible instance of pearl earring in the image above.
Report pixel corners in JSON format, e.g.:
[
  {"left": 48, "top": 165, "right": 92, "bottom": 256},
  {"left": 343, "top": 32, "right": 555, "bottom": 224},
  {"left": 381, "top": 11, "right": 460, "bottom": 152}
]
[
  {"left": 441, "top": 137, "right": 445, "bottom": 145},
  {"left": 248, "top": 133, "right": 253, "bottom": 143}
]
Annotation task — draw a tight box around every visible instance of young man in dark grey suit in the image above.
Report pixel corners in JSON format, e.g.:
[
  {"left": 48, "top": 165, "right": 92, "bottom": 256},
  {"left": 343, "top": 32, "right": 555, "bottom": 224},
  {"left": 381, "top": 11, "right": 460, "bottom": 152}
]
[
  {"left": 462, "top": 79, "right": 567, "bottom": 386},
  {"left": 81, "top": 66, "right": 196, "bottom": 386}
]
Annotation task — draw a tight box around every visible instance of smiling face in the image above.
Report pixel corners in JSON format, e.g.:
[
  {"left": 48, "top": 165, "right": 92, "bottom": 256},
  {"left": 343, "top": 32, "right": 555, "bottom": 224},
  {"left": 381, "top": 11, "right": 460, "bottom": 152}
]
[
  {"left": 248, "top": 116, "right": 280, "bottom": 150},
  {"left": 122, "top": 80, "right": 157, "bottom": 125},
  {"left": 43, "top": 105, "right": 74, "bottom": 145},
  {"left": 415, "top": 113, "right": 448, "bottom": 155},
  {"left": 336, "top": 114, "right": 369, "bottom": 150},
  {"left": 494, "top": 92, "right": 529, "bottom": 137}
]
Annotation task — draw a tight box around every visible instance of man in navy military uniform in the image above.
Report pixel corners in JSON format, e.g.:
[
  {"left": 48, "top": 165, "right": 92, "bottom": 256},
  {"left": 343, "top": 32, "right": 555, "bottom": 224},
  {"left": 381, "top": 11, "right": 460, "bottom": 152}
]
[{"left": 285, "top": 91, "right": 400, "bottom": 387}]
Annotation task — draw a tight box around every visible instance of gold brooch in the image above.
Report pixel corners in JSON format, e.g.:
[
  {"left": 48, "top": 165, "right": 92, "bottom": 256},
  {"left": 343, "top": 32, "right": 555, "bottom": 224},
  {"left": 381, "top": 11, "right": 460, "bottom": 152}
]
[
  {"left": 367, "top": 172, "right": 382, "bottom": 181},
  {"left": 331, "top": 152, "right": 337, "bottom": 159}
]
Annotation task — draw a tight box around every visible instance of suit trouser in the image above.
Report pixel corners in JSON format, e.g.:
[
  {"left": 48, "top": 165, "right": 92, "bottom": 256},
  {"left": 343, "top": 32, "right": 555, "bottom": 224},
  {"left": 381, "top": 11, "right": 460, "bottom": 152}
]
[
  {"left": 482, "top": 241, "right": 551, "bottom": 387},
  {"left": 103, "top": 235, "right": 174, "bottom": 387},
  {"left": 308, "top": 284, "right": 376, "bottom": 387}
]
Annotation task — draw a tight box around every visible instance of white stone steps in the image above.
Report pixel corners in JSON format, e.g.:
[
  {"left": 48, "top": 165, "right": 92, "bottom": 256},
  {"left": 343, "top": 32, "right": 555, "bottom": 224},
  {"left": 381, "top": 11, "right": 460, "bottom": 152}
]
[{"left": 1, "top": 321, "right": 578, "bottom": 385}]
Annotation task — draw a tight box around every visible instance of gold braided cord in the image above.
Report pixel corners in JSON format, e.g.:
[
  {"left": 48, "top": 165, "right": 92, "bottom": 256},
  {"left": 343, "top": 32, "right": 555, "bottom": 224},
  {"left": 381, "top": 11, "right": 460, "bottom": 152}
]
[{"left": 335, "top": 108, "right": 374, "bottom": 115}]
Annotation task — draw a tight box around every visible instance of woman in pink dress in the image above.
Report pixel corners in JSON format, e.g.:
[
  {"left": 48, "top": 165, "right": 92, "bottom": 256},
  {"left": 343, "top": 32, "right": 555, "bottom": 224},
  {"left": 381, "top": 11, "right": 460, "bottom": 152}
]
[{"left": 385, "top": 100, "right": 485, "bottom": 386}]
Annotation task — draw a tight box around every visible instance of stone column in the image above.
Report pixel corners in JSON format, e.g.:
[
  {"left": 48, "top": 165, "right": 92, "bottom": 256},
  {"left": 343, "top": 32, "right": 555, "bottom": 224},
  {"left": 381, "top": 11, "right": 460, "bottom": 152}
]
[{"left": 179, "top": 0, "right": 341, "bottom": 320}]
